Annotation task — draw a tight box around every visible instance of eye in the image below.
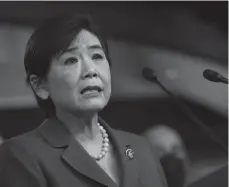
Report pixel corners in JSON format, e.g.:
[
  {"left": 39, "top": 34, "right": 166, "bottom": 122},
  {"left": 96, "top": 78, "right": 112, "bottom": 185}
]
[
  {"left": 64, "top": 57, "right": 78, "bottom": 65},
  {"left": 92, "top": 53, "right": 104, "bottom": 60}
]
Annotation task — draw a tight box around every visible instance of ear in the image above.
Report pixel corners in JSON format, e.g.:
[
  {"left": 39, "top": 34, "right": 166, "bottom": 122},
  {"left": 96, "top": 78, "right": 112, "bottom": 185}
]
[{"left": 29, "top": 74, "right": 49, "bottom": 100}]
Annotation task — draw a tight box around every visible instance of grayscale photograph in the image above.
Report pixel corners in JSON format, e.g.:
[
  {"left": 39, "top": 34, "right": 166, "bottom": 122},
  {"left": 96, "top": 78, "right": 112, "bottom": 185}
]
[{"left": 0, "top": 1, "right": 228, "bottom": 187}]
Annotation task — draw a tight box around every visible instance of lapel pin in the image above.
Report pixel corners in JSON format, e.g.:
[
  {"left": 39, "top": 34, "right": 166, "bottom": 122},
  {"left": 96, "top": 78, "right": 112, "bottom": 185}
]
[{"left": 125, "top": 148, "right": 134, "bottom": 160}]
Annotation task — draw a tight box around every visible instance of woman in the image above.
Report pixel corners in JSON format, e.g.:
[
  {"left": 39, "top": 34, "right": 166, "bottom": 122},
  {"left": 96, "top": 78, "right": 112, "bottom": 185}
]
[{"left": 0, "top": 13, "right": 168, "bottom": 187}]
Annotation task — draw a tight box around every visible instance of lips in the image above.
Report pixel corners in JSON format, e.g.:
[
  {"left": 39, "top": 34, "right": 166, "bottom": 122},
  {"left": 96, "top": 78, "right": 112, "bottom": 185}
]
[{"left": 80, "top": 85, "right": 103, "bottom": 95}]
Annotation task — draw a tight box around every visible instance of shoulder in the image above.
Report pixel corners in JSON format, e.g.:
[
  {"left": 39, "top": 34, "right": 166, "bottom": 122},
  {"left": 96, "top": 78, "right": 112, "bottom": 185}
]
[
  {"left": 0, "top": 131, "right": 47, "bottom": 186},
  {"left": 113, "top": 129, "right": 154, "bottom": 152},
  {"left": 0, "top": 131, "right": 39, "bottom": 169},
  {"left": 0, "top": 129, "right": 42, "bottom": 158},
  {"left": 114, "top": 129, "right": 144, "bottom": 142},
  {"left": 113, "top": 128, "right": 164, "bottom": 166},
  {"left": 0, "top": 129, "right": 46, "bottom": 175},
  {"left": 113, "top": 129, "right": 168, "bottom": 186}
]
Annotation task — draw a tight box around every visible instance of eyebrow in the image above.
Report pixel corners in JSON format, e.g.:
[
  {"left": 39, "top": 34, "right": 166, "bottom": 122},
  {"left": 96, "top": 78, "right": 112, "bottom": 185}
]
[{"left": 63, "top": 45, "right": 103, "bottom": 54}]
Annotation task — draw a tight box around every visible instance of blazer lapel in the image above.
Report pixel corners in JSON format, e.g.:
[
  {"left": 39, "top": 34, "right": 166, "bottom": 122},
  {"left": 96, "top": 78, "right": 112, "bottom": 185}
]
[
  {"left": 99, "top": 118, "right": 139, "bottom": 187},
  {"left": 38, "top": 117, "right": 117, "bottom": 187},
  {"left": 62, "top": 138, "right": 117, "bottom": 187}
]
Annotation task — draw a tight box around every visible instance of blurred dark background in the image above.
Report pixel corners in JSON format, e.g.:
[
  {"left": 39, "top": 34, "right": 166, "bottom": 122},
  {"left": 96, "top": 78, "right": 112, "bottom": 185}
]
[{"left": 0, "top": 2, "right": 227, "bottom": 187}]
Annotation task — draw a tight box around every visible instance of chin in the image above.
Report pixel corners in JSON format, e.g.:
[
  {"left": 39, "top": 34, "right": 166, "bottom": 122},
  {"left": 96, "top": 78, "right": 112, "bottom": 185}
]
[
  {"left": 85, "top": 101, "right": 107, "bottom": 112},
  {"left": 77, "top": 99, "right": 108, "bottom": 113}
]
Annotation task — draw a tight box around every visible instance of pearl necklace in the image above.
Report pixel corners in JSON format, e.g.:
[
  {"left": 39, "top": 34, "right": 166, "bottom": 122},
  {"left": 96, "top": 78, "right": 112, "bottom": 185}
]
[{"left": 92, "top": 123, "right": 109, "bottom": 161}]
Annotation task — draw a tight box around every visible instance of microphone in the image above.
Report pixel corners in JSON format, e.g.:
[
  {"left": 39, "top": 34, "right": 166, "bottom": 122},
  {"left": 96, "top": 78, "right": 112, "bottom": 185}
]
[
  {"left": 142, "top": 67, "right": 228, "bottom": 155},
  {"left": 203, "top": 69, "right": 228, "bottom": 84},
  {"left": 142, "top": 67, "right": 158, "bottom": 82}
]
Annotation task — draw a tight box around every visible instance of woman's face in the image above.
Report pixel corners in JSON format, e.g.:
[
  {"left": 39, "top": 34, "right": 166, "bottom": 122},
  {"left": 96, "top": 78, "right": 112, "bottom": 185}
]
[{"left": 45, "top": 29, "right": 111, "bottom": 114}]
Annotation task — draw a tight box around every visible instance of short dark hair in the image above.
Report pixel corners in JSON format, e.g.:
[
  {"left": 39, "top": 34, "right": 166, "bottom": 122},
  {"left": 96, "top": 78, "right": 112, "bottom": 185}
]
[{"left": 24, "top": 13, "right": 111, "bottom": 117}]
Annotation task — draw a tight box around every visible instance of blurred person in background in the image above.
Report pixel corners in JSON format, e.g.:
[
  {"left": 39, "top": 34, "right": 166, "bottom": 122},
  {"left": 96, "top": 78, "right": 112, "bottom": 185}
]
[
  {"left": 0, "top": 133, "right": 4, "bottom": 146},
  {"left": 143, "top": 124, "right": 190, "bottom": 187},
  {"left": 0, "top": 12, "right": 188, "bottom": 187}
]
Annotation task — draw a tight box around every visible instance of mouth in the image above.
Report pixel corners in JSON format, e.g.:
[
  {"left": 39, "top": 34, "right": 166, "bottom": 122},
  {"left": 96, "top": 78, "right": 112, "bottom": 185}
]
[{"left": 80, "top": 85, "right": 103, "bottom": 95}]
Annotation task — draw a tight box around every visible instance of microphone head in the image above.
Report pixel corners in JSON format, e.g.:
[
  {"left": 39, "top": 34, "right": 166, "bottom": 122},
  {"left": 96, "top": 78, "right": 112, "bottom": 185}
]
[
  {"left": 142, "top": 67, "right": 158, "bottom": 82},
  {"left": 203, "top": 69, "right": 221, "bottom": 82}
]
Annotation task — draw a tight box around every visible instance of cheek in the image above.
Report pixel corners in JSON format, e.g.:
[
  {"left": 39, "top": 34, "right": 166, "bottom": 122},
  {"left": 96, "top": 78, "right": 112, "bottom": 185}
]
[
  {"left": 102, "top": 62, "right": 111, "bottom": 80},
  {"left": 100, "top": 63, "right": 111, "bottom": 82},
  {"left": 102, "top": 66, "right": 112, "bottom": 97},
  {"left": 48, "top": 68, "right": 81, "bottom": 97}
]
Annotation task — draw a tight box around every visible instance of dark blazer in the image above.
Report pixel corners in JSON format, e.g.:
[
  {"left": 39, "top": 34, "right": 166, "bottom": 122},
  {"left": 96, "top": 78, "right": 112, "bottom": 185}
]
[{"left": 0, "top": 117, "right": 168, "bottom": 187}]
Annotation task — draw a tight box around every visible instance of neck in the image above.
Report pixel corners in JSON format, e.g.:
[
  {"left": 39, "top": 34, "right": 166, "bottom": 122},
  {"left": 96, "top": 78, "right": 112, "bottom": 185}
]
[{"left": 55, "top": 108, "right": 100, "bottom": 142}]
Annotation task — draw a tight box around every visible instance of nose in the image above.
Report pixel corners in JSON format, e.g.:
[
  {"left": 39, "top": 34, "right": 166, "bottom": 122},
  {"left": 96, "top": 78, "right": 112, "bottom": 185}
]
[
  {"left": 82, "top": 68, "right": 98, "bottom": 79},
  {"left": 81, "top": 56, "right": 99, "bottom": 79}
]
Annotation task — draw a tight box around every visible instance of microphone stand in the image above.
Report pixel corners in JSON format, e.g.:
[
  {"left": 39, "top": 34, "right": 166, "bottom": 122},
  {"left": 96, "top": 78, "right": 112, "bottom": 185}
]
[
  {"left": 153, "top": 77, "right": 228, "bottom": 155},
  {"left": 219, "top": 77, "right": 228, "bottom": 84}
]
